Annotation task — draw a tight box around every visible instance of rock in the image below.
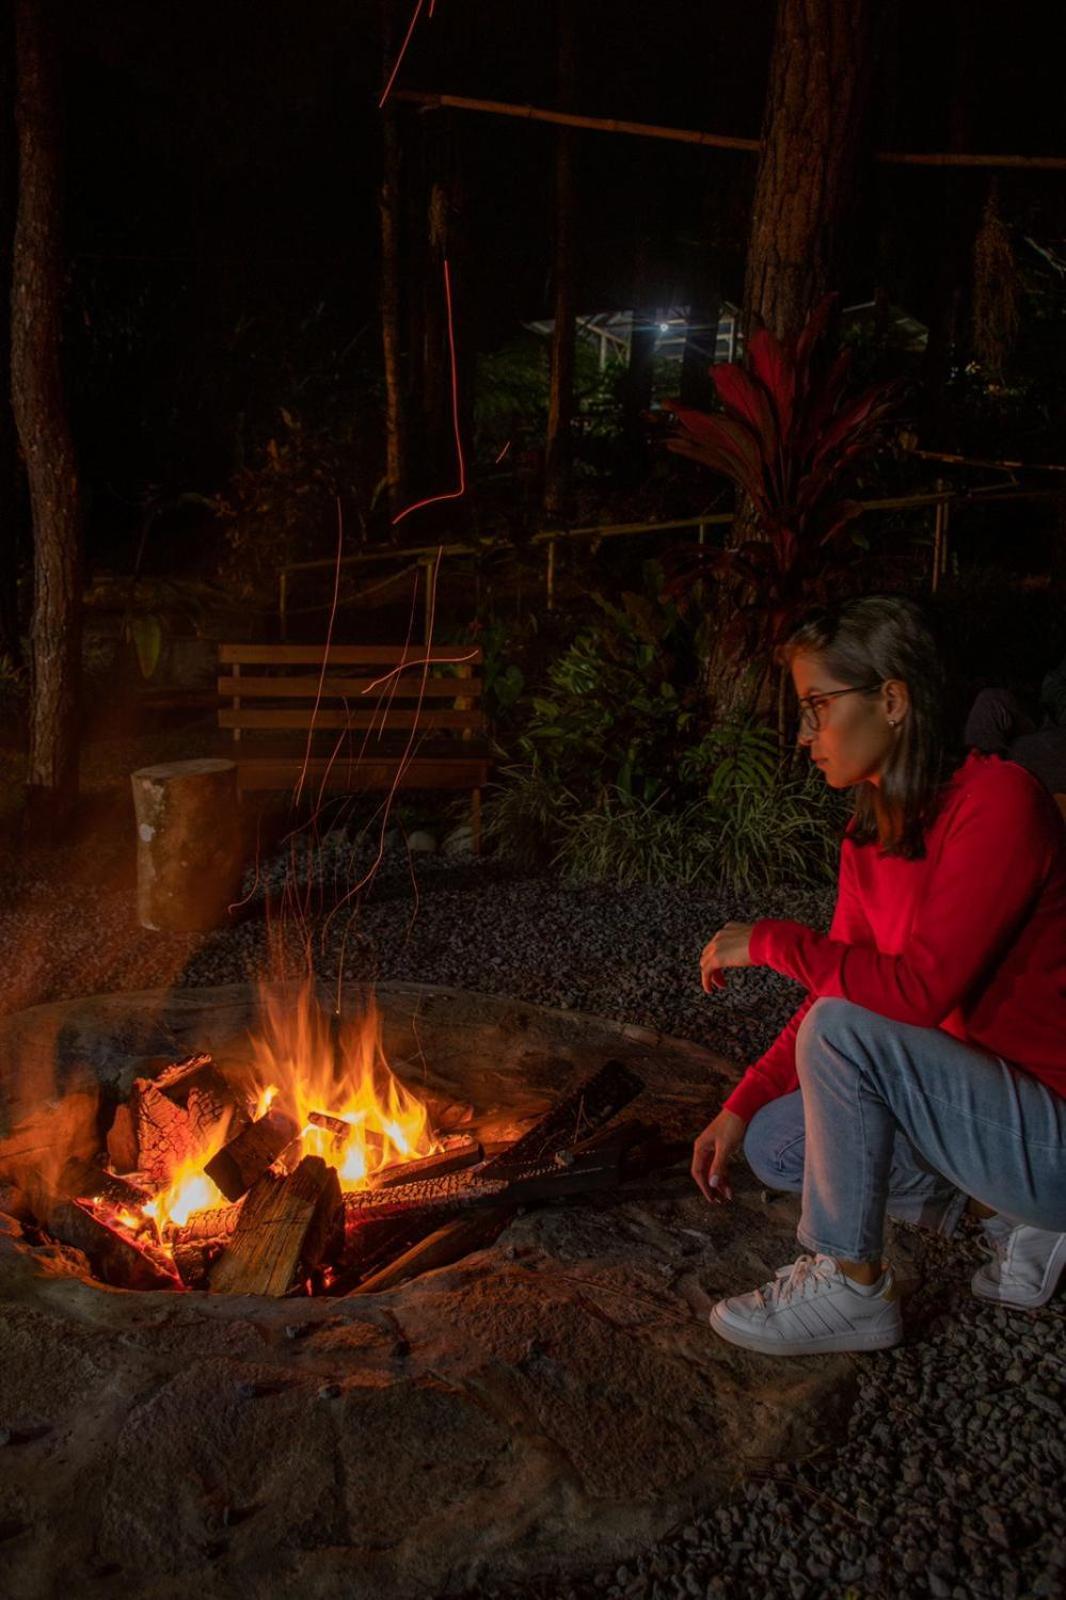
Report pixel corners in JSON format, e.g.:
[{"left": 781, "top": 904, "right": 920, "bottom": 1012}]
[
  {"left": 443, "top": 824, "right": 475, "bottom": 858},
  {"left": 406, "top": 831, "right": 438, "bottom": 855}
]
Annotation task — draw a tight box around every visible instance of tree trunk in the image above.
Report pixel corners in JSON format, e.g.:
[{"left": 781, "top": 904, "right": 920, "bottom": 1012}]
[
  {"left": 11, "top": 0, "right": 82, "bottom": 827},
  {"left": 379, "top": 0, "right": 408, "bottom": 519},
  {"left": 743, "top": 0, "right": 875, "bottom": 341},
  {"left": 542, "top": 1, "right": 578, "bottom": 522},
  {"left": 0, "top": 2, "right": 22, "bottom": 664},
  {"left": 920, "top": 0, "right": 980, "bottom": 450}
]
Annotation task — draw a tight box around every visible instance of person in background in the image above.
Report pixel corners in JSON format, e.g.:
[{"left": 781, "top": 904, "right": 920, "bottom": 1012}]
[
  {"left": 692, "top": 596, "right": 1066, "bottom": 1357},
  {"left": 963, "top": 652, "right": 1066, "bottom": 798}
]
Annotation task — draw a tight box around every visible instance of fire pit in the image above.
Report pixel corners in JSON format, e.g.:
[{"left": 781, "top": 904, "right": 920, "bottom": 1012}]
[{"left": 0, "top": 984, "right": 855, "bottom": 1599}]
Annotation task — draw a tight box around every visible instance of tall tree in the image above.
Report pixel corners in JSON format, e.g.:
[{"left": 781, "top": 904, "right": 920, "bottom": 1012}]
[
  {"left": 542, "top": 0, "right": 578, "bottom": 522},
  {"left": 743, "top": 0, "right": 875, "bottom": 341},
  {"left": 11, "top": 0, "right": 82, "bottom": 826},
  {"left": 0, "top": 3, "right": 22, "bottom": 665},
  {"left": 379, "top": 0, "right": 408, "bottom": 520}
]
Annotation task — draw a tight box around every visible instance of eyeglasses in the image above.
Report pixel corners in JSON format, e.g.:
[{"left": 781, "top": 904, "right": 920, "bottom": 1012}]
[{"left": 796, "top": 682, "right": 884, "bottom": 735}]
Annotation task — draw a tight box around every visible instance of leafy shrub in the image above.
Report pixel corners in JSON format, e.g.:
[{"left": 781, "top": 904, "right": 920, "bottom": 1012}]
[{"left": 552, "top": 768, "right": 846, "bottom": 893}]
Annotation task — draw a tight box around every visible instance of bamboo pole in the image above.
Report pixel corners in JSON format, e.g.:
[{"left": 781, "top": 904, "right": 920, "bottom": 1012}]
[
  {"left": 393, "top": 91, "right": 1066, "bottom": 171},
  {"left": 275, "top": 491, "right": 1063, "bottom": 625}
]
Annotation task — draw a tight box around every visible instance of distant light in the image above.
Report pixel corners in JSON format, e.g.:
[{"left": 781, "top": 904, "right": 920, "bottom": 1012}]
[{"left": 659, "top": 322, "right": 670, "bottom": 332}]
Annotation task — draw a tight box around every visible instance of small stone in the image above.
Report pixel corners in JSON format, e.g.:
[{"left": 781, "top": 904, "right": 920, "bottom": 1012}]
[
  {"left": 929, "top": 1575, "right": 951, "bottom": 1599},
  {"left": 284, "top": 1322, "right": 312, "bottom": 1341},
  {"left": 317, "top": 1383, "right": 341, "bottom": 1400}
]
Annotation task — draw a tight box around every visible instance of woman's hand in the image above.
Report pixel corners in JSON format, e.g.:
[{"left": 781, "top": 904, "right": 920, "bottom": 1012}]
[
  {"left": 691, "top": 1108, "right": 747, "bottom": 1203},
  {"left": 699, "top": 922, "right": 755, "bottom": 992}
]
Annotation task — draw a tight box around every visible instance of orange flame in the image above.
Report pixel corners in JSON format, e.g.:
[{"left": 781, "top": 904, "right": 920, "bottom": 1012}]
[{"left": 247, "top": 982, "right": 436, "bottom": 1192}]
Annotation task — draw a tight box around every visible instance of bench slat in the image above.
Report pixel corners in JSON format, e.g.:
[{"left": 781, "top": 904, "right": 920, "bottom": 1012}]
[
  {"left": 219, "top": 644, "right": 483, "bottom": 666},
  {"left": 236, "top": 757, "right": 490, "bottom": 792},
  {"left": 219, "top": 708, "right": 484, "bottom": 732},
  {"left": 218, "top": 674, "right": 482, "bottom": 700}
]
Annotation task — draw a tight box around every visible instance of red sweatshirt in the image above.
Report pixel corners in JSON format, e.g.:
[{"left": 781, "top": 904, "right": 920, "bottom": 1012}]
[{"left": 723, "top": 752, "right": 1066, "bottom": 1124}]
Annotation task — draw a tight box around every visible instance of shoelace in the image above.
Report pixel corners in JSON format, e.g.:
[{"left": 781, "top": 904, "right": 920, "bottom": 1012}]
[{"left": 754, "top": 1253, "right": 838, "bottom": 1310}]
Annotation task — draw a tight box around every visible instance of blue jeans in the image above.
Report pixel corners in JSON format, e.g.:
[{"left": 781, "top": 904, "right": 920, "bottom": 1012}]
[{"left": 743, "top": 998, "right": 1066, "bottom": 1264}]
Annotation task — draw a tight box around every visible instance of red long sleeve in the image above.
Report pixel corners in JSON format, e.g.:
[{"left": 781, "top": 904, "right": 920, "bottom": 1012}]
[{"left": 722, "top": 754, "right": 1066, "bottom": 1122}]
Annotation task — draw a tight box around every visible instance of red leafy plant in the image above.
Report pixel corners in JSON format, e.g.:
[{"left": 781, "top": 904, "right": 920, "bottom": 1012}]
[{"left": 662, "top": 295, "right": 901, "bottom": 676}]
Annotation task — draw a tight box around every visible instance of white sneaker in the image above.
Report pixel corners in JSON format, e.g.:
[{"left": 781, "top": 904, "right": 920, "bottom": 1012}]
[
  {"left": 971, "top": 1218, "right": 1066, "bottom": 1309},
  {"left": 709, "top": 1253, "right": 903, "bottom": 1356}
]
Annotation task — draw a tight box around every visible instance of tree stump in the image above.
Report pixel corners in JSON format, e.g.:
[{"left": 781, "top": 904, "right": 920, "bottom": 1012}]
[{"left": 130, "top": 759, "right": 242, "bottom": 932}]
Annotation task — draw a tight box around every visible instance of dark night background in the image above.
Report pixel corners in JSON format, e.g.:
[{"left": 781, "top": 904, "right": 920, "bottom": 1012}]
[{"left": 42, "top": 0, "right": 1066, "bottom": 576}]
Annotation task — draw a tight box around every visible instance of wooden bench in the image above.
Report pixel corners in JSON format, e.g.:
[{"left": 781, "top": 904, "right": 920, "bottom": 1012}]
[{"left": 218, "top": 643, "right": 490, "bottom": 849}]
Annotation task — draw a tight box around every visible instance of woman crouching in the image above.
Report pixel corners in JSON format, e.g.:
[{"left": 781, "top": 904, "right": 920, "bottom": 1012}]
[{"left": 693, "top": 594, "right": 1066, "bottom": 1355}]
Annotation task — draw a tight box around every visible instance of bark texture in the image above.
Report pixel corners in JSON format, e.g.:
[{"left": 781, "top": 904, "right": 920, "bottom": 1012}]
[
  {"left": 379, "top": 0, "right": 408, "bottom": 517},
  {"left": 12, "top": 0, "right": 82, "bottom": 821},
  {"left": 743, "top": 0, "right": 875, "bottom": 340},
  {"left": 543, "top": 1, "right": 578, "bottom": 521}
]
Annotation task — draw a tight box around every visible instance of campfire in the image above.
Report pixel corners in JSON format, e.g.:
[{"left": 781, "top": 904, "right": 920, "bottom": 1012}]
[{"left": 40, "top": 985, "right": 668, "bottom": 1298}]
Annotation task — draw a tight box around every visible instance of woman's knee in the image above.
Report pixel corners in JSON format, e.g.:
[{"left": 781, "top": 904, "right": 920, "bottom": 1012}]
[
  {"left": 796, "top": 996, "right": 867, "bottom": 1076},
  {"left": 743, "top": 1096, "right": 805, "bottom": 1189}
]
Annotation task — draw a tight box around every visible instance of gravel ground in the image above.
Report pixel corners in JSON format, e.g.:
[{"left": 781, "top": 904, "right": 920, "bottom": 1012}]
[{"left": 0, "top": 816, "right": 1063, "bottom": 1600}]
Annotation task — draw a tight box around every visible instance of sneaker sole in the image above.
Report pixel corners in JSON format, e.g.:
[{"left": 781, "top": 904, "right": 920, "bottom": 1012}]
[
  {"left": 971, "top": 1235, "right": 1066, "bottom": 1309},
  {"left": 708, "top": 1306, "right": 902, "bottom": 1356}
]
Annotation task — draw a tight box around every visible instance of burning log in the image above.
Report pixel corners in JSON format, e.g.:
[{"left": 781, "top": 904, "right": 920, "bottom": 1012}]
[
  {"left": 307, "top": 1109, "right": 349, "bottom": 1142},
  {"left": 204, "top": 1104, "right": 300, "bottom": 1203},
  {"left": 210, "top": 1156, "right": 341, "bottom": 1297},
  {"left": 478, "top": 1059, "right": 645, "bottom": 1177},
  {"left": 370, "top": 1133, "right": 483, "bottom": 1190},
  {"left": 172, "top": 1203, "right": 244, "bottom": 1246},
  {"left": 172, "top": 1238, "right": 226, "bottom": 1289},
  {"left": 131, "top": 1079, "right": 195, "bottom": 1184},
  {"left": 349, "top": 1207, "right": 511, "bottom": 1296},
  {"left": 341, "top": 1120, "right": 664, "bottom": 1239},
  {"left": 123, "top": 1054, "right": 244, "bottom": 1183},
  {"left": 49, "top": 1200, "right": 183, "bottom": 1291}
]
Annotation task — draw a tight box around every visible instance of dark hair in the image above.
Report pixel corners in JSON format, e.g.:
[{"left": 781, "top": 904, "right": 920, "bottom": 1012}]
[{"left": 781, "top": 595, "right": 949, "bottom": 858}]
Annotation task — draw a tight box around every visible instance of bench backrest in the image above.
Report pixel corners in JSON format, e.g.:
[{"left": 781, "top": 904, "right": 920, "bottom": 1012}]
[{"left": 218, "top": 644, "right": 485, "bottom": 743}]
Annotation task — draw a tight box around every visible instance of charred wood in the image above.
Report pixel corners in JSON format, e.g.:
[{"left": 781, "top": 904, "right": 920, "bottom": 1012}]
[
  {"left": 130, "top": 1079, "right": 193, "bottom": 1184},
  {"left": 370, "top": 1133, "right": 483, "bottom": 1190},
  {"left": 348, "top": 1206, "right": 510, "bottom": 1296},
  {"left": 49, "top": 1199, "right": 182, "bottom": 1291},
  {"left": 171, "top": 1203, "right": 243, "bottom": 1246},
  {"left": 172, "top": 1237, "right": 226, "bottom": 1289},
  {"left": 477, "top": 1060, "right": 644, "bottom": 1178},
  {"left": 204, "top": 1104, "right": 300, "bottom": 1203}
]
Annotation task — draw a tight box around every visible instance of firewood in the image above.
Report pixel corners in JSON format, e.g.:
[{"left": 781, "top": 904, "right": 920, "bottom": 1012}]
[
  {"left": 131, "top": 1079, "right": 195, "bottom": 1183},
  {"left": 172, "top": 1238, "right": 226, "bottom": 1289},
  {"left": 348, "top": 1207, "right": 510, "bottom": 1296},
  {"left": 370, "top": 1133, "right": 483, "bottom": 1190},
  {"left": 308, "top": 1108, "right": 349, "bottom": 1141},
  {"left": 171, "top": 1203, "right": 244, "bottom": 1246},
  {"left": 154, "top": 1052, "right": 226, "bottom": 1106},
  {"left": 477, "top": 1059, "right": 645, "bottom": 1177},
  {"left": 341, "top": 1120, "right": 659, "bottom": 1234},
  {"left": 49, "top": 1200, "right": 183, "bottom": 1291},
  {"left": 204, "top": 1105, "right": 300, "bottom": 1202},
  {"left": 210, "top": 1156, "right": 341, "bottom": 1297}
]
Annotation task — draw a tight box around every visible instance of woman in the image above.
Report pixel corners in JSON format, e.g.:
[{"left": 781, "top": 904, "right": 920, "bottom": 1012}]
[{"left": 693, "top": 595, "right": 1066, "bottom": 1356}]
